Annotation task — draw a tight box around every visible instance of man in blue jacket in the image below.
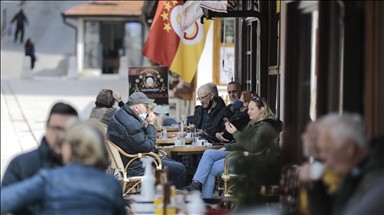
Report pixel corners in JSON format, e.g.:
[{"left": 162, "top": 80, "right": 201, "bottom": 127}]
[
  {"left": 107, "top": 92, "right": 186, "bottom": 188},
  {"left": 1, "top": 102, "right": 78, "bottom": 214}
]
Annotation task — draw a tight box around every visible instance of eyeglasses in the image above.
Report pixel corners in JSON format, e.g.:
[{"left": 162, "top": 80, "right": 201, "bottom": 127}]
[
  {"left": 197, "top": 93, "right": 212, "bottom": 101},
  {"left": 227, "top": 90, "right": 238, "bottom": 94},
  {"left": 47, "top": 125, "right": 66, "bottom": 133}
]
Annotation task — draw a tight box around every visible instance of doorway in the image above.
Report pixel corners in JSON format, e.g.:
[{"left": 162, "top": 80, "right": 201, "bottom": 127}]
[{"left": 100, "top": 22, "right": 123, "bottom": 74}]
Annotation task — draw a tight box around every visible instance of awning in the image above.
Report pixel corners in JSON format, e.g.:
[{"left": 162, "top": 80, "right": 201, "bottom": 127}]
[
  {"left": 63, "top": 1, "right": 144, "bottom": 18},
  {"left": 182, "top": 0, "right": 228, "bottom": 31}
]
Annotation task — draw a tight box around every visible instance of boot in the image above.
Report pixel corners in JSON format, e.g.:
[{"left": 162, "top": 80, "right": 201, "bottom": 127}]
[{"left": 182, "top": 180, "right": 202, "bottom": 191}]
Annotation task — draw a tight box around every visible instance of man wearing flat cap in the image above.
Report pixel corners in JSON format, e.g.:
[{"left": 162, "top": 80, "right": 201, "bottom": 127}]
[{"left": 107, "top": 92, "right": 186, "bottom": 188}]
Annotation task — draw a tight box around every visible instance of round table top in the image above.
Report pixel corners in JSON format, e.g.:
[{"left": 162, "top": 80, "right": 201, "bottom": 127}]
[
  {"left": 160, "top": 145, "right": 223, "bottom": 154},
  {"left": 156, "top": 138, "right": 193, "bottom": 145}
]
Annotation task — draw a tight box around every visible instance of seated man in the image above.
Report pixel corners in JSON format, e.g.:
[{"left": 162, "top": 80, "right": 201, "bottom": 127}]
[
  {"left": 306, "top": 113, "right": 384, "bottom": 215},
  {"left": 89, "top": 89, "right": 124, "bottom": 125},
  {"left": 190, "top": 82, "right": 229, "bottom": 143},
  {"left": 2, "top": 102, "right": 78, "bottom": 214},
  {"left": 225, "top": 81, "right": 243, "bottom": 116},
  {"left": 107, "top": 92, "right": 186, "bottom": 188}
]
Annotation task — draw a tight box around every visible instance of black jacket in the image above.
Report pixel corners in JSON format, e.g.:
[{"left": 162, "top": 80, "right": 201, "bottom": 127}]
[
  {"left": 307, "top": 136, "right": 384, "bottom": 215},
  {"left": 107, "top": 104, "right": 157, "bottom": 176},
  {"left": 1, "top": 137, "right": 63, "bottom": 214},
  {"left": 192, "top": 96, "right": 229, "bottom": 143},
  {"left": 222, "top": 109, "right": 250, "bottom": 141}
]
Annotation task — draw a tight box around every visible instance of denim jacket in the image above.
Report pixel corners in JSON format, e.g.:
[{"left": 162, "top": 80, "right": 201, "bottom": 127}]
[{"left": 1, "top": 164, "right": 126, "bottom": 215}]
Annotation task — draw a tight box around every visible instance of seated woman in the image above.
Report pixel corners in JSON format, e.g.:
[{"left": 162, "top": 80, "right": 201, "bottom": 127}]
[
  {"left": 1, "top": 122, "right": 126, "bottom": 215},
  {"left": 183, "top": 96, "right": 281, "bottom": 198}
]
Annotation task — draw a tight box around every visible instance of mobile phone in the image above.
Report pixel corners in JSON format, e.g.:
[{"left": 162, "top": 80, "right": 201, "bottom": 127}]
[{"left": 223, "top": 117, "right": 229, "bottom": 123}]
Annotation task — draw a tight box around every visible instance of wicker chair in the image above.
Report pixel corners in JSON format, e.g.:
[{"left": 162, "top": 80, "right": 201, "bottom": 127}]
[
  {"left": 221, "top": 151, "right": 280, "bottom": 200},
  {"left": 105, "top": 140, "right": 162, "bottom": 196}
]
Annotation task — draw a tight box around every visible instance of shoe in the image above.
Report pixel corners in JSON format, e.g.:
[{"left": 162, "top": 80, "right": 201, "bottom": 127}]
[{"left": 182, "top": 180, "right": 201, "bottom": 191}]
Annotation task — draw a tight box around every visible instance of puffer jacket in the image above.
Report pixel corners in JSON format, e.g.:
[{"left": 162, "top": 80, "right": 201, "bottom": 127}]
[
  {"left": 107, "top": 104, "right": 157, "bottom": 176},
  {"left": 192, "top": 96, "right": 229, "bottom": 143},
  {"left": 1, "top": 164, "right": 126, "bottom": 215}
]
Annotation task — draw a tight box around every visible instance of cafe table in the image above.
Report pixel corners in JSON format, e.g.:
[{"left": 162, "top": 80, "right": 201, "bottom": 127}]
[
  {"left": 160, "top": 145, "right": 223, "bottom": 155},
  {"left": 156, "top": 138, "right": 193, "bottom": 145},
  {"left": 158, "top": 144, "right": 224, "bottom": 184}
]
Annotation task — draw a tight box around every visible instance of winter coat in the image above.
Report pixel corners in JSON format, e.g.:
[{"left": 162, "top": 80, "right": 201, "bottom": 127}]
[
  {"left": 1, "top": 137, "right": 63, "bottom": 214},
  {"left": 1, "top": 164, "right": 126, "bottom": 215},
  {"left": 307, "top": 137, "right": 384, "bottom": 215},
  {"left": 107, "top": 104, "right": 157, "bottom": 176},
  {"left": 11, "top": 10, "right": 28, "bottom": 28},
  {"left": 192, "top": 96, "right": 229, "bottom": 143},
  {"left": 89, "top": 107, "right": 117, "bottom": 125}
]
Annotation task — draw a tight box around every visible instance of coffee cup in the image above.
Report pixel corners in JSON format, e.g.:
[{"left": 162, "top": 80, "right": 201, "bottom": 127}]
[
  {"left": 198, "top": 139, "right": 208, "bottom": 146},
  {"left": 174, "top": 139, "right": 183, "bottom": 146},
  {"left": 186, "top": 132, "right": 192, "bottom": 138}
]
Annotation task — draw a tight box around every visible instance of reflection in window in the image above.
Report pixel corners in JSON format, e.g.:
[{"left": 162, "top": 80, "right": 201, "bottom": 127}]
[
  {"left": 221, "top": 18, "right": 235, "bottom": 43},
  {"left": 84, "top": 21, "right": 101, "bottom": 69},
  {"left": 124, "top": 22, "right": 143, "bottom": 67}
]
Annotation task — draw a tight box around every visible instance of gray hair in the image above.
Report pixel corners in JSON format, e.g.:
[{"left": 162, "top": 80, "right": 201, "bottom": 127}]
[
  {"left": 317, "top": 112, "right": 368, "bottom": 148},
  {"left": 199, "top": 82, "right": 218, "bottom": 96}
]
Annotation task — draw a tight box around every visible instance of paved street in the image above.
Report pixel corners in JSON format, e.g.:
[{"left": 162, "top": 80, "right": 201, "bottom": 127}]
[{"left": 1, "top": 1, "right": 129, "bottom": 180}]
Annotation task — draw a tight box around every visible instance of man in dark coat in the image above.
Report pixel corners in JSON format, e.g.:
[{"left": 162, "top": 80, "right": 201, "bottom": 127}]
[
  {"left": 24, "top": 38, "right": 36, "bottom": 69},
  {"left": 107, "top": 92, "right": 186, "bottom": 188},
  {"left": 191, "top": 82, "right": 230, "bottom": 143},
  {"left": 11, "top": 9, "right": 28, "bottom": 43},
  {"left": 1, "top": 102, "right": 78, "bottom": 215},
  {"left": 306, "top": 113, "right": 384, "bottom": 215}
]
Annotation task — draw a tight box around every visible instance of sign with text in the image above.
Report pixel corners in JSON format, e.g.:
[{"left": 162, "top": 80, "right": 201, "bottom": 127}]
[{"left": 128, "top": 66, "right": 169, "bottom": 105}]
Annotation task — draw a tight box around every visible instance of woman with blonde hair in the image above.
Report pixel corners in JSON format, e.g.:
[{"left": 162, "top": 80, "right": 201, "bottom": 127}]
[
  {"left": 184, "top": 96, "right": 282, "bottom": 198},
  {"left": 1, "top": 122, "right": 126, "bottom": 215}
]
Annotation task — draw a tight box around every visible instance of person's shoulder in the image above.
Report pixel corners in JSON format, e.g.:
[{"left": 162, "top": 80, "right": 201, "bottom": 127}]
[{"left": 9, "top": 148, "right": 40, "bottom": 165}]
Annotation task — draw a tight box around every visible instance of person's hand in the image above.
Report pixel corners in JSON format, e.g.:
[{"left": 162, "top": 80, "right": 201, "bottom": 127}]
[
  {"left": 187, "top": 124, "right": 196, "bottom": 130},
  {"left": 215, "top": 132, "right": 230, "bottom": 143},
  {"left": 113, "top": 91, "right": 122, "bottom": 102},
  {"left": 225, "top": 122, "right": 237, "bottom": 134},
  {"left": 297, "top": 162, "right": 313, "bottom": 183},
  {"left": 146, "top": 112, "right": 157, "bottom": 125}
]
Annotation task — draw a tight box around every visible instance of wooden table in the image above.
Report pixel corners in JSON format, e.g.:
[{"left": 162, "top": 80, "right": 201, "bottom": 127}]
[
  {"left": 160, "top": 145, "right": 223, "bottom": 155},
  {"left": 156, "top": 138, "right": 192, "bottom": 145},
  {"left": 160, "top": 144, "right": 224, "bottom": 184}
]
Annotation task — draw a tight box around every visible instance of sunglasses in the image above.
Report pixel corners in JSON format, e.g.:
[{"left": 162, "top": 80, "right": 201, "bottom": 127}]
[{"left": 252, "top": 96, "right": 264, "bottom": 106}]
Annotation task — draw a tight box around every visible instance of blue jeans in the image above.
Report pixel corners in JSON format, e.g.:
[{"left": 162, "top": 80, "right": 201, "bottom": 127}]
[
  {"left": 161, "top": 158, "right": 186, "bottom": 189},
  {"left": 193, "top": 149, "right": 229, "bottom": 197}
]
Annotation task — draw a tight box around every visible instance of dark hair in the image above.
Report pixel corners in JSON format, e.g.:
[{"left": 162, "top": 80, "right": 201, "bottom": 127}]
[
  {"left": 47, "top": 102, "right": 78, "bottom": 125},
  {"left": 228, "top": 81, "right": 241, "bottom": 96},
  {"left": 95, "top": 89, "right": 115, "bottom": 108},
  {"left": 227, "top": 81, "right": 241, "bottom": 90}
]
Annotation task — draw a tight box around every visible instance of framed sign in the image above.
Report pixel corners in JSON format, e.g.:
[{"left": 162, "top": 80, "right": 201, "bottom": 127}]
[
  {"left": 213, "top": 18, "right": 236, "bottom": 85},
  {"left": 128, "top": 66, "right": 169, "bottom": 105}
]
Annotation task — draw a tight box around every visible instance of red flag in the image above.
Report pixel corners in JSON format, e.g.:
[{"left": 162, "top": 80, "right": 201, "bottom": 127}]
[{"left": 142, "top": 0, "right": 211, "bottom": 83}]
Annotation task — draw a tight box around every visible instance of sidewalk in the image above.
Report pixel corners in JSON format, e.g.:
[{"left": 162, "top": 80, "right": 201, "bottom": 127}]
[
  {"left": 0, "top": 76, "right": 129, "bottom": 179},
  {"left": 0, "top": 1, "right": 130, "bottom": 179}
]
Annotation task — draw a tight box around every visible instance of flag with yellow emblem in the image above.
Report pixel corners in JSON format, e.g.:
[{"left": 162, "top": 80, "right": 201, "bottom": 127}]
[{"left": 142, "top": 0, "right": 212, "bottom": 83}]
